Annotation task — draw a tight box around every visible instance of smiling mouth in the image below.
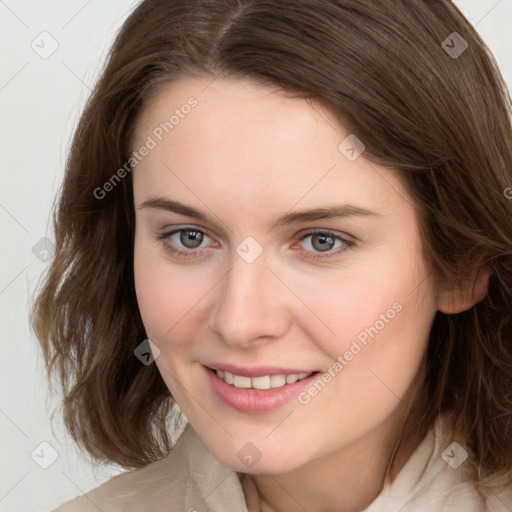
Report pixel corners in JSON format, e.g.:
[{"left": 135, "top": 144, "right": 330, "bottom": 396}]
[{"left": 207, "top": 367, "right": 319, "bottom": 390}]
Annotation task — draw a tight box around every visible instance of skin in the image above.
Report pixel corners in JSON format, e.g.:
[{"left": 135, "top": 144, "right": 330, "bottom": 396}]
[{"left": 132, "top": 75, "right": 487, "bottom": 512}]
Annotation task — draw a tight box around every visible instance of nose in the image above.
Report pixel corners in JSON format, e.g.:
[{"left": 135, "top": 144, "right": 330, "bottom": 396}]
[{"left": 208, "top": 249, "right": 291, "bottom": 348}]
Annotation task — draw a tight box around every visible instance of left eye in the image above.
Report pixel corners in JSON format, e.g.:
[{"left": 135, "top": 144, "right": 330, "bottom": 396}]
[
  {"left": 300, "top": 232, "right": 344, "bottom": 252},
  {"left": 295, "top": 230, "right": 354, "bottom": 259}
]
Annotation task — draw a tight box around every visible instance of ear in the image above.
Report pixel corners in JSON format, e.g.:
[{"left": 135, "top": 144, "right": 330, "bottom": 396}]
[{"left": 437, "top": 266, "right": 491, "bottom": 314}]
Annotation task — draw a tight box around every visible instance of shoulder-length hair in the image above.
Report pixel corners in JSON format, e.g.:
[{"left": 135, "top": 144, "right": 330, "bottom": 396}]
[{"left": 31, "top": 0, "right": 512, "bottom": 489}]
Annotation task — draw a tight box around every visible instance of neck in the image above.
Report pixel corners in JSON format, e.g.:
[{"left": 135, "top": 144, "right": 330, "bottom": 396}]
[{"left": 242, "top": 390, "right": 430, "bottom": 512}]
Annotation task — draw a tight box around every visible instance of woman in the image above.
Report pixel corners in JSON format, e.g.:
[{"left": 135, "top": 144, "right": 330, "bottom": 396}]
[{"left": 31, "top": 0, "right": 512, "bottom": 510}]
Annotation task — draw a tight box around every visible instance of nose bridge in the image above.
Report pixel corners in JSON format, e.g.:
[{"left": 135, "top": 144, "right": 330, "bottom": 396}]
[{"left": 209, "top": 248, "right": 289, "bottom": 346}]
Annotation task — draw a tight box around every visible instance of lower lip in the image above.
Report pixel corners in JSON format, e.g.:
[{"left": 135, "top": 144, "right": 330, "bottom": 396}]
[{"left": 203, "top": 365, "right": 319, "bottom": 413}]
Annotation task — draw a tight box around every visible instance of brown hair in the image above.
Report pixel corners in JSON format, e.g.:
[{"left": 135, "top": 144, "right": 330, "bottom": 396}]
[{"left": 31, "top": 0, "right": 512, "bottom": 490}]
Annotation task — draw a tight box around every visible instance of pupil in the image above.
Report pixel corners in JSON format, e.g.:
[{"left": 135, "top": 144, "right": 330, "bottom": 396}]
[
  {"left": 181, "top": 230, "right": 203, "bottom": 248},
  {"left": 312, "top": 234, "right": 334, "bottom": 252}
]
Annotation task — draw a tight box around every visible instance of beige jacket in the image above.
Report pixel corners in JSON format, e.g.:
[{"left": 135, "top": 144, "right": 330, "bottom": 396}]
[{"left": 55, "top": 415, "right": 512, "bottom": 511}]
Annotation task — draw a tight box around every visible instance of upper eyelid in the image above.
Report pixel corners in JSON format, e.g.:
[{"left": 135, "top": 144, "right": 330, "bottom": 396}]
[
  {"left": 297, "top": 228, "right": 354, "bottom": 242},
  {"left": 163, "top": 225, "right": 214, "bottom": 241}
]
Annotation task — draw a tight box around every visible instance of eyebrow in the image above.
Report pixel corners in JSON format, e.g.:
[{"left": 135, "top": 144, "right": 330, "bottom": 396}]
[{"left": 137, "top": 197, "right": 382, "bottom": 229}]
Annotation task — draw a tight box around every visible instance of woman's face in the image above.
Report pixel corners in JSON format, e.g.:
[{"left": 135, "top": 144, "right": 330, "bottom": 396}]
[{"left": 132, "top": 75, "right": 440, "bottom": 474}]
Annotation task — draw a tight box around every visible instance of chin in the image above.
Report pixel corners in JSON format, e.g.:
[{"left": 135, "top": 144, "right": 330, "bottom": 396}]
[{"left": 208, "top": 439, "right": 310, "bottom": 475}]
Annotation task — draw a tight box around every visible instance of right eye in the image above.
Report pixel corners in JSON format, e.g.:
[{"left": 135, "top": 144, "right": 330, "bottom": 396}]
[{"left": 157, "top": 226, "right": 217, "bottom": 259}]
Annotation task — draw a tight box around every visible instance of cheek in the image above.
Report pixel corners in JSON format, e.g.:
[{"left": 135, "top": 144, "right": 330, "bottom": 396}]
[
  {"left": 134, "top": 238, "right": 186, "bottom": 341},
  {"left": 362, "top": 287, "right": 436, "bottom": 401},
  {"left": 133, "top": 237, "right": 217, "bottom": 350},
  {"left": 338, "top": 297, "right": 434, "bottom": 424},
  {"left": 284, "top": 246, "right": 421, "bottom": 353},
  {"left": 294, "top": 242, "right": 434, "bottom": 404}
]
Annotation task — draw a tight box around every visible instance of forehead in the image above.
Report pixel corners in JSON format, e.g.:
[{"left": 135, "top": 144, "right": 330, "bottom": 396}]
[
  {"left": 134, "top": 75, "right": 338, "bottom": 160},
  {"left": 132, "top": 76, "right": 414, "bottom": 227}
]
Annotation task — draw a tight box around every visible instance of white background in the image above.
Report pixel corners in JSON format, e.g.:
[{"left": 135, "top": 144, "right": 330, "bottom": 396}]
[{"left": 0, "top": 1, "right": 511, "bottom": 510}]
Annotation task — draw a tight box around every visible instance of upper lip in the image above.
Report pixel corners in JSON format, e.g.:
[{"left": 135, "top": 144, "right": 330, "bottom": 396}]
[{"left": 203, "top": 363, "right": 318, "bottom": 378}]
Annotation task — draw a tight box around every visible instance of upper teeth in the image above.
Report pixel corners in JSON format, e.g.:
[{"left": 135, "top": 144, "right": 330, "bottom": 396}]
[{"left": 216, "top": 370, "right": 312, "bottom": 389}]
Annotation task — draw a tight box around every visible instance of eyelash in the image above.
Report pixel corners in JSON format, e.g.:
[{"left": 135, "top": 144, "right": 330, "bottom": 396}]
[{"left": 157, "top": 226, "right": 355, "bottom": 260}]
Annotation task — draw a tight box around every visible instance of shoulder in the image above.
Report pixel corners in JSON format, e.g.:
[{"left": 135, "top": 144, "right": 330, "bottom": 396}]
[
  {"left": 53, "top": 424, "right": 197, "bottom": 512},
  {"left": 53, "top": 424, "right": 246, "bottom": 512},
  {"left": 483, "top": 482, "right": 512, "bottom": 512},
  {"left": 372, "top": 414, "right": 512, "bottom": 512}
]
